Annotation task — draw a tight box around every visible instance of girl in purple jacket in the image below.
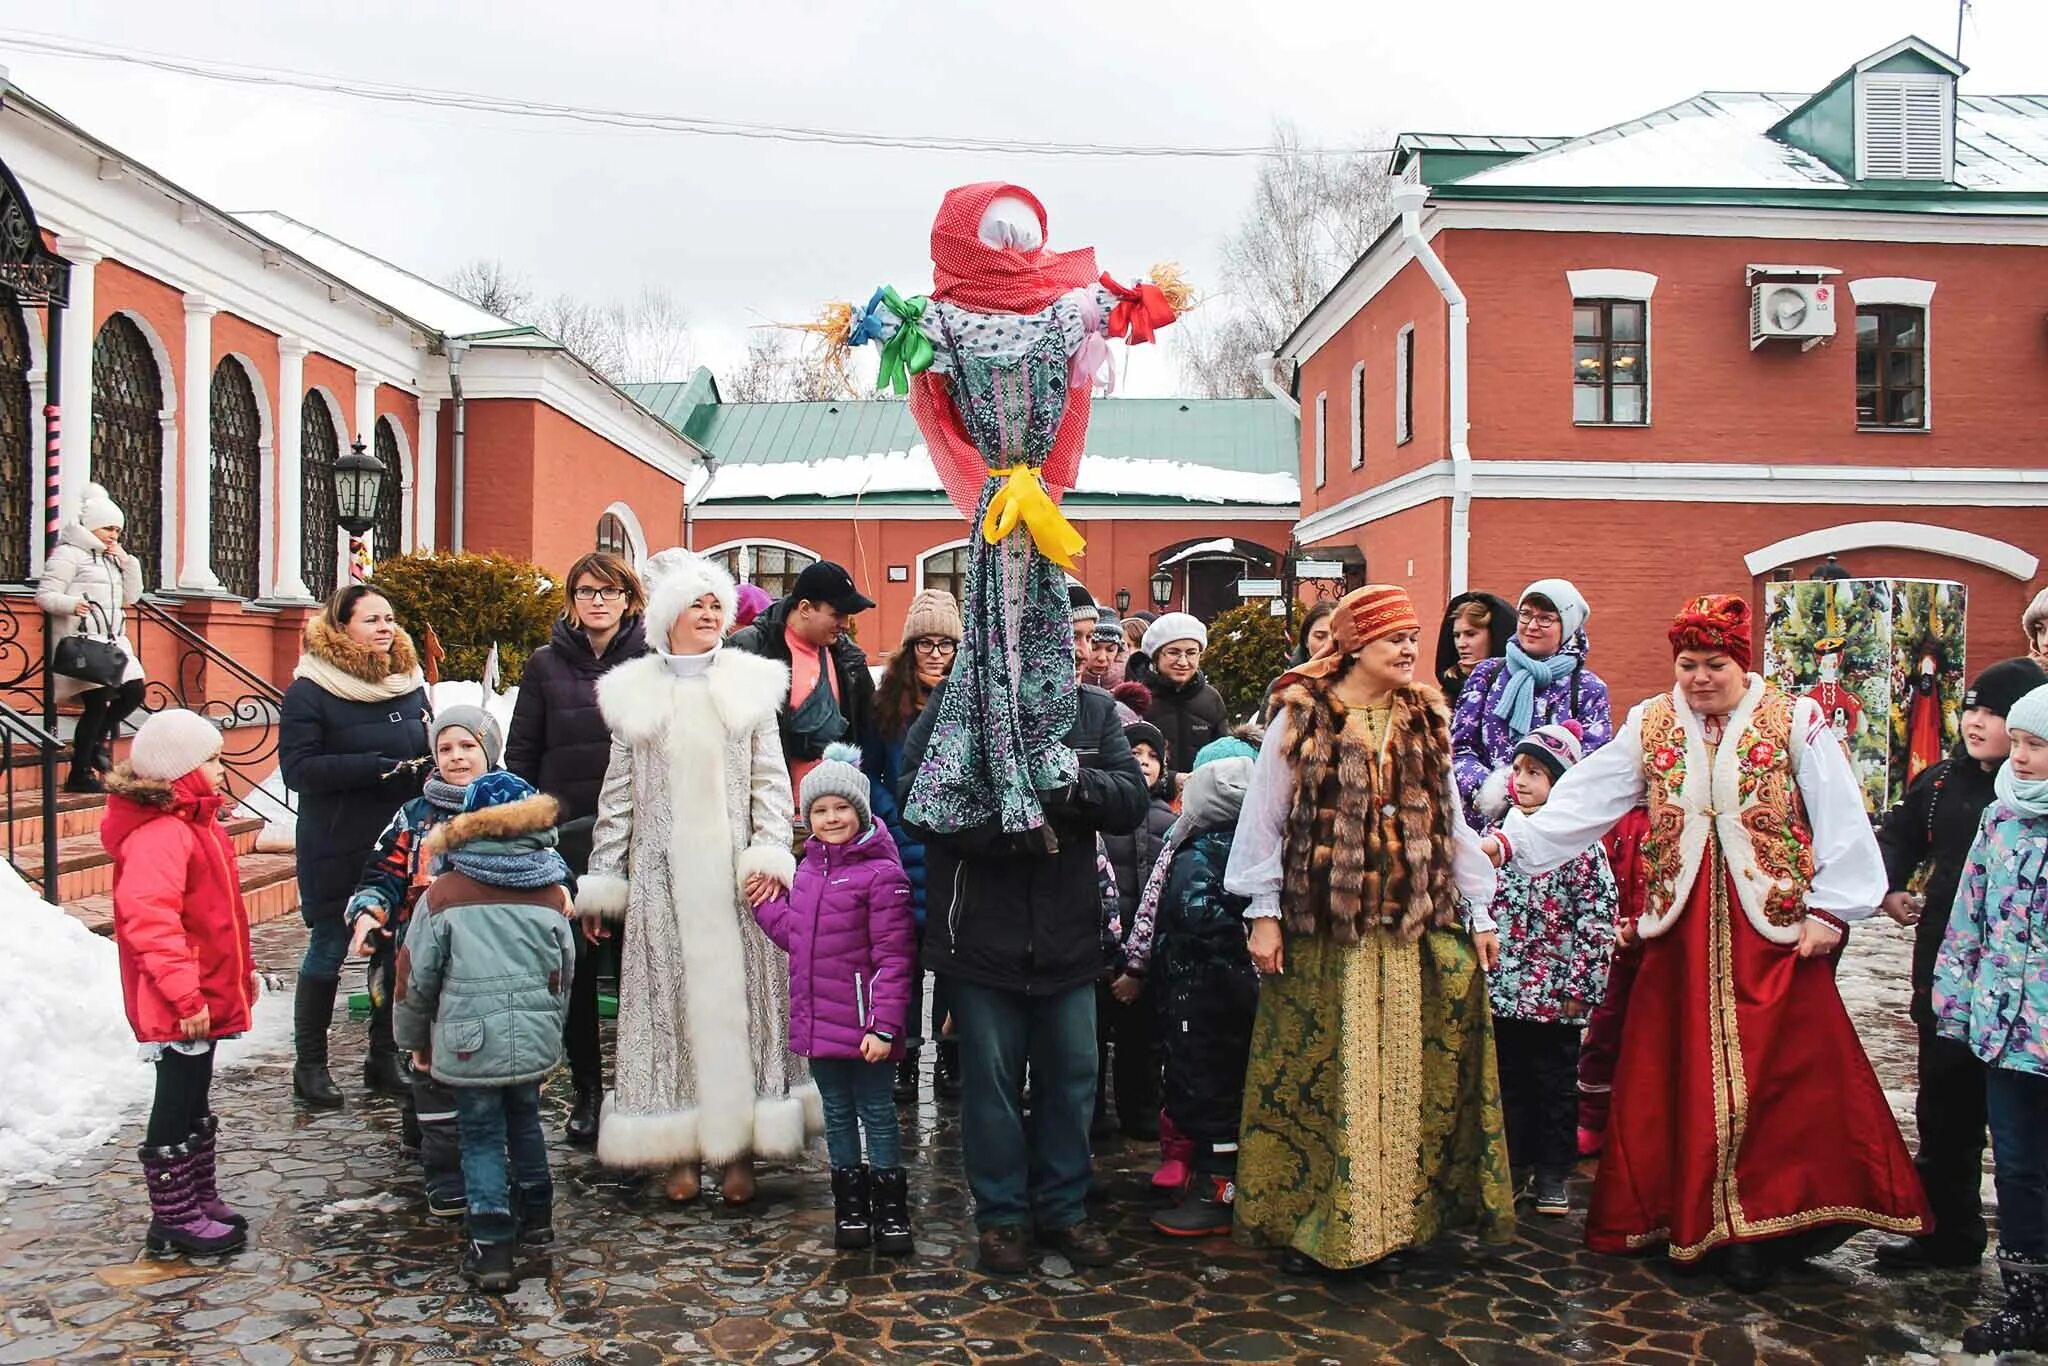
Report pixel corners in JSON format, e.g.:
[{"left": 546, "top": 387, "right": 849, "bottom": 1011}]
[{"left": 754, "top": 744, "right": 918, "bottom": 1254}]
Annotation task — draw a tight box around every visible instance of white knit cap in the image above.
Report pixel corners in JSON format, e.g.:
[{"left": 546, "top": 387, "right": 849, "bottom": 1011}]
[
  {"left": 1520, "top": 579, "right": 1590, "bottom": 643},
  {"left": 642, "top": 549, "right": 739, "bottom": 650},
  {"left": 78, "top": 482, "right": 124, "bottom": 532},
  {"left": 1142, "top": 612, "right": 1207, "bottom": 658},
  {"left": 129, "top": 709, "right": 223, "bottom": 782}
]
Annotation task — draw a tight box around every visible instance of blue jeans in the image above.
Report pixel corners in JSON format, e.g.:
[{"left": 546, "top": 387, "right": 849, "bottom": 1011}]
[
  {"left": 810, "top": 1057, "right": 901, "bottom": 1168},
  {"left": 452, "top": 1083, "right": 549, "bottom": 1244},
  {"left": 299, "top": 911, "right": 349, "bottom": 982},
  {"left": 951, "top": 979, "right": 1098, "bottom": 1233},
  {"left": 1987, "top": 1065, "right": 2048, "bottom": 1258}
]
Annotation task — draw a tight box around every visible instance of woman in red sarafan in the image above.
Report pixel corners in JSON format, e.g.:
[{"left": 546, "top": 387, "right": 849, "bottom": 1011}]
[{"left": 1488, "top": 594, "right": 1927, "bottom": 1291}]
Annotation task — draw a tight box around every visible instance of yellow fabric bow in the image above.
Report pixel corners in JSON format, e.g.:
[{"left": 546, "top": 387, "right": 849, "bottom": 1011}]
[{"left": 980, "top": 465, "right": 1086, "bottom": 572}]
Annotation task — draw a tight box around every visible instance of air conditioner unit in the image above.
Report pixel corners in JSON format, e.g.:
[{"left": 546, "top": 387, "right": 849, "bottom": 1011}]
[{"left": 1750, "top": 281, "right": 1837, "bottom": 348}]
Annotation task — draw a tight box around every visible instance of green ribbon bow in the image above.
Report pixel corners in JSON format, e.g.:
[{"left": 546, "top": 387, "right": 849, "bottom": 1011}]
[{"left": 874, "top": 287, "right": 935, "bottom": 395}]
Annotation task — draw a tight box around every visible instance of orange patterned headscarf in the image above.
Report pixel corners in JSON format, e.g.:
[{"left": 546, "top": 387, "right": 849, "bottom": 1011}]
[
  {"left": 1281, "top": 584, "right": 1422, "bottom": 685},
  {"left": 1668, "top": 594, "right": 1753, "bottom": 671}
]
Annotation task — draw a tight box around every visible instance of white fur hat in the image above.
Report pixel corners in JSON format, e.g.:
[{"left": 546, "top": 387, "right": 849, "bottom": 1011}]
[
  {"left": 643, "top": 549, "right": 738, "bottom": 649},
  {"left": 1142, "top": 612, "right": 1207, "bottom": 658},
  {"left": 78, "top": 482, "right": 124, "bottom": 532},
  {"left": 129, "top": 709, "right": 223, "bottom": 783}
]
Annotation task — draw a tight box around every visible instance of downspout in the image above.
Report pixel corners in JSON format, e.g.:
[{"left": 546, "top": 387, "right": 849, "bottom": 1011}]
[
  {"left": 446, "top": 340, "right": 468, "bottom": 552},
  {"left": 1388, "top": 184, "right": 1472, "bottom": 595},
  {"left": 1252, "top": 352, "right": 1300, "bottom": 417}
]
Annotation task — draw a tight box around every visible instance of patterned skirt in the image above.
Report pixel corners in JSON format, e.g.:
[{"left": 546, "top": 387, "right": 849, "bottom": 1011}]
[{"left": 1235, "top": 926, "right": 1515, "bottom": 1268}]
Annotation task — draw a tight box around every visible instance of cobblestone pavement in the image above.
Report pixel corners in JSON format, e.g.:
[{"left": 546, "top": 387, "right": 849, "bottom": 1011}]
[{"left": 0, "top": 919, "right": 2021, "bottom": 1364}]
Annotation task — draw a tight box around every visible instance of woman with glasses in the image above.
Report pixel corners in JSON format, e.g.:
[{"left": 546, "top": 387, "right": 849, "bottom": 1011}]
[
  {"left": 864, "top": 590, "right": 965, "bottom": 1103},
  {"left": 505, "top": 551, "right": 652, "bottom": 1147},
  {"left": 1450, "top": 580, "right": 1612, "bottom": 826}
]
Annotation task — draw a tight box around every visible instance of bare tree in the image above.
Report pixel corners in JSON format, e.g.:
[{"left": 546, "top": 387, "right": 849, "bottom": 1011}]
[
  {"left": 443, "top": 263, "right": 695, "bottom": 385},
  {"left": 1177, "top": 121, "right": 1397, "bottom": 398},
  {"left": 444, "top": 258, "right": 532, "bottom": 320},
  {"left": 726, "top": 333, "right": 841, "bottom": 403},
  {"left": 609, "top": 287, "right": 697, "bottom": 385}
]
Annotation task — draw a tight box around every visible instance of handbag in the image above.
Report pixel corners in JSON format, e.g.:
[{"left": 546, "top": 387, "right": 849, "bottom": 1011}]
[{"left": 53, "top": 601, "right": 129, "bottom": 689}]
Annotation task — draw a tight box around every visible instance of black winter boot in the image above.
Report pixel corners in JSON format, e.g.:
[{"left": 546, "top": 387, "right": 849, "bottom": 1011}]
[
  {"left": 893, "top": 1050, "right": 919, "bottom": 1104},
  {"left": 291, "top": 977, "right": 343, "bottom": 1108},
  {"left": 1151, "top": 1171, "right": 1235, "bottom": 1238},
  {"left": 517, "top": 1184, "right": 555, "bottom": 1247},
  {"left": 870, "top": 1166, "right": 914, "bottom": 1255},
  {"left": 934, "top": 1041, "right": 961, "bottom": 1100},
  {"left": 1962, "top": 1248, "right": 2048, "bottom": 1355},
  {"left": 832, "top": 1165, "right": 872, "bottom": 1250},
  {"left": 362, "top": 991, "right": 411, "bottom": 1098},
  {"left": 462, "top": 1238, "right": 517, "bottom": 1293},
  {"left": 566, "top": 1080, "right": 600, "bottom": 1148}
]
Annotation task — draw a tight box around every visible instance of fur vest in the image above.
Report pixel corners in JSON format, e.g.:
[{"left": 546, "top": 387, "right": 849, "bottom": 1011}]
[{"left": 1276, "top": 678, "right": 1458, "bottom": 944}]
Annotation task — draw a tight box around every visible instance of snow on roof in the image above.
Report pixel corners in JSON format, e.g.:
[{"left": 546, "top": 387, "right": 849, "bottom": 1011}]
[
  {"left": 233, "top": 211, "right": 543, "bottom": 340},
  {"left": 698, "top": 448, "right": 1299, "bottom": 506},
  {"left": 1160, "top": 537, "right": 1239, "bottom": 566}
]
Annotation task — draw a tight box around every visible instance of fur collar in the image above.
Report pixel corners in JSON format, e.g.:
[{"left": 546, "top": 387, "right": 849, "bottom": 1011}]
[
  {"left": 104, "top": 763, "right": 178, "bottom": 809},
  {"left": 597, "top": 649, "right": 791, "bottom": 744},
  {"left": 424, "top": 793, "right": 561, "bottom": 855},
  {"left": 300, "top": 615, "right": 421, "bottom": 684}
]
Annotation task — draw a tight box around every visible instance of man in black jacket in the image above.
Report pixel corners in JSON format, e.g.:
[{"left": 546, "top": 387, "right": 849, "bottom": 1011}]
[
  {"left": 727, "top": 560, "right": 878, "bottom": 785},
  {"left": 1873, "top": 656, "right": 2046, "bottom": 1271},
  {"left": 905, "top": 681, "right": 1148, "bottom": 1274}
]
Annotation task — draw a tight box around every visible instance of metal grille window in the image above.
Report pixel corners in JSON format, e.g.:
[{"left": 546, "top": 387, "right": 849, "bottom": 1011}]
[
  {"left": 208, "top": 360, "right": 262, "bottom": 599},
  {"left": 920, "top": 545, "right": 967, "bottom": 604},
  {"left": 1856, "top": 306, "right": 1926, "bottom": 429},
  {"left": 596, "top": 512, "right": 631, "bottom": 557},
  {"left": 89, "top": 314, "right": 164, "bottom": 592},
  {"left": 0, "top": 293, "right": 29, "bottom": 582},
  {"left": 300, "top": 393, "right": 340, "bottom": 602},
  {"left": 708, "top": 543, "right": 817, "bottom": 602},
  {"left": 372, "top": 417, "right": 403, "bottom": 561},
  {"left": 1572, "top": 300, "right": 1648, "bottom": 424}
]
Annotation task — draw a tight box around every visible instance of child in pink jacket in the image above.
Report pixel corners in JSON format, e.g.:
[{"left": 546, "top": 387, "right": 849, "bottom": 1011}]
[{"left": 753, "top": 744, "right": 916, "bottom": 1254}]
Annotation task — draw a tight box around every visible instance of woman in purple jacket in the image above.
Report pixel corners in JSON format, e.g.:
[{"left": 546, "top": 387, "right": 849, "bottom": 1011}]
[
  {"left": 1451, "top": 579, "right": 1613, "bottom": 824},
  {"left": 753, "top": 744, "right": 917, "bottom": 1254}
]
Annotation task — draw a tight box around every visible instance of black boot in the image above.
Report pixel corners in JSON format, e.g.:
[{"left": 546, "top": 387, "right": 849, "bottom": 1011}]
[
  {"left": 934, "top": 1041, "right": 961, "bottom": 1100},
  {"left": 893, "top": 1050, "right": 919, "bottom": 1104},
  {"left": 832, "top": 1165, "right": 872, "bottom": 1250},
  {"left": 1718, "top": 1242, "right": 1775, "bottom": 1293},
  {"left": 291, "top": 978, "right": 343, "bottom": 1108},
  {"left": 1151, "top": 1171, "right": 1235, "bottom": 1238},
  {"left": 870, "top": 1166, "right": 914, "bottom": 1255},
  {"left": 362, "top": 991, "right": 411, "bottom": 1099},
  {"left": 517, "top": 1184, "right": 555, "bottom": 1247},
  {"left": 1963, "top": 1248, "right": 2048, "bottom": 1355},
  {"left": 462, "top": 1238, "right": 517, "bottom": 1293},
  {"left": 566, "top": 1080, "right": 601, "bottom": 1148}
]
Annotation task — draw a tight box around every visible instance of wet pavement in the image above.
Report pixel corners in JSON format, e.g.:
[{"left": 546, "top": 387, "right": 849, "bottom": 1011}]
[{"left": 0, "top": 918, "right": 2022, "bottom": 1364}]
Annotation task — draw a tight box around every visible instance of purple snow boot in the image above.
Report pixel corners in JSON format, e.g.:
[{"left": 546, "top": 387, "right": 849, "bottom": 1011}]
[
  {"left": 141, "top": 1143, "right": 245, "bottom": 1257},
  {"left": 186, "top": 1116, "right": 247, "bottom": 1232}
]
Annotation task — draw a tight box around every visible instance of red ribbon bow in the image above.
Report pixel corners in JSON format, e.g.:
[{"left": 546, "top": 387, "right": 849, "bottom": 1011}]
[{"left": 1099, "top": 273, "right": 1176, "bottom": 346}]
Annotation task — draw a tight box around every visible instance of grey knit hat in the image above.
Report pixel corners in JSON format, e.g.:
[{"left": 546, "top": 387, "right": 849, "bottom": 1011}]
[
  {"left": 799, "top": 742, "right": 871, "bottom": 830},
  {"left": 432, "top": 705, "right": 504, "bottom": 771}
]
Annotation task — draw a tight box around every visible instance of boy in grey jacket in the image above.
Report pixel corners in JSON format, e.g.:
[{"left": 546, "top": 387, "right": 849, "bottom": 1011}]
[{"left": 395, "top": 771, "right": 575, "bottom": 1293}]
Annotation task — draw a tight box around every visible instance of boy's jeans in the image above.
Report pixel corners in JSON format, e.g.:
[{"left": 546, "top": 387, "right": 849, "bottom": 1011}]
[{"left": 453, "top": 1083, "right": 549, "bottom": 1244}]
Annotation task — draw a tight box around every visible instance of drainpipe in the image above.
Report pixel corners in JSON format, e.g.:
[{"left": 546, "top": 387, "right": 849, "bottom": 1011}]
[
  {"left": 1388, "top": 183, "right": 1472, "bottom": 595},
  {"left": 447, "top": 340, "right": 468, "bottom": 552},
  {"left": 1252, "top": 353, "right": 1300, "bottom": 417}
]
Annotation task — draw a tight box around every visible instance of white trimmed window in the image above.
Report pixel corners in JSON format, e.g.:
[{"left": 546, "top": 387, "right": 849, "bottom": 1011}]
[
  {"left": 1395, "top": 324, "right": 1414, "bottom": 445},
  {"left": 1349, "top": 361, "right": 1365, "bottom": 470},
  {"left": 1850, "top": 278, "right": 1935, "bottom": 431},
  {"left": 1566, "top": 270, "right": 1656, "bottom": 426},
  {"left": 1313, "top": 391, "right": 1328, "bottom": 489}
]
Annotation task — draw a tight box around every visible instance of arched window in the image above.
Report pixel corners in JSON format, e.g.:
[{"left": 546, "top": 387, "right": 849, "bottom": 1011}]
[
  {"left": 90, "top": 315, "right": 164, "bottom": 592},
  {"left": 704, "top": 541, "right": 817, "bottom": 601},
  {"left": 372, "top": 417, "right": 404, "bottom": 562},
  {"left": 300, "top": 393, "right": 340, "bottom": 602},
  {"left": 596, "top": 512, "right": 631, "bottom": 557},
  {"left": 0, "top": 296, "right": 30, "bottom": 582},
  {"left": 208, "top": 360, "right": 262, "bottom": 599},
  {"left": 919, "top": 544, "right": 968, "bottom": 605}
]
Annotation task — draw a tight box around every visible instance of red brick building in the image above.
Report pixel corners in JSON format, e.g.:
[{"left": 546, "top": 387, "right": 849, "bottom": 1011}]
[{"left": 1278, "top": 37, "right": 2048, "bottom": 705}]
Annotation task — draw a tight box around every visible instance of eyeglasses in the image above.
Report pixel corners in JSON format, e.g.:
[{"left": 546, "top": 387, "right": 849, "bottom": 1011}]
[
  {"left": 912, "top": 638, "right": 958, "bottom": 658},
  {"left": 573, "top": 586, "right": 627, "bottom": 603},
  {"left": 1517, "top": 609, "right": 1561, "bottom": 628},
  {"left": 1159, "top": 646, "right": 1202, "bottom": 663}
]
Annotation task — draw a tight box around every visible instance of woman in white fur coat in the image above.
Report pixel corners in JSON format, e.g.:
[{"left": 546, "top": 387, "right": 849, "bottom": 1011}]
[{"left": 575, "top": 551, "right": 822, "bottom": 1204}]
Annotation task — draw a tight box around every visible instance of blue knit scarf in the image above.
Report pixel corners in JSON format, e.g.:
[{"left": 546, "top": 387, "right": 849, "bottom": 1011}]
[
  {"left": 444, "top": 837, "right": 570, "bottom": 889},
  {"left": 1492, "top": 640, "right": 1579, "bottom": 739},
  {"left": 1996, "top": 761, "right": 2048, "bottom": 819}
]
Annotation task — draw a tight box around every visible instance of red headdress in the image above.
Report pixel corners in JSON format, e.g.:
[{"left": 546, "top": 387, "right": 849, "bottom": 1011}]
[
  {"left": 1668, "top": 594, "right": 1753, "bottom": 672},
  {"left": 1279, "top": 585, "right": 1422, "bottom": 687}
]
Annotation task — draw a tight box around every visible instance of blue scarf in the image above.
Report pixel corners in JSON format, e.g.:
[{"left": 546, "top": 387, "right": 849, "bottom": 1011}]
[
  {"left": 1996, "top": 761, "right": 2048, "bottom": 819},
  {"left": 442, "top": 836, "right": 571, "bottom": 889},
  {"left": 1492, "top": 640, "right": 1579, "bottom": 739}
]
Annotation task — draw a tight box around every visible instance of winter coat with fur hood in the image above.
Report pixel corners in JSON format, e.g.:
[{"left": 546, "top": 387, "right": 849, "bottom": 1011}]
[
  {"left": 278, "top": 619, "right": 431, "bottom": 930},
  {"left": 102, "top": 766, "right": 255, "bottom": 1043},
  {"left": 753, "top": 820, "right": 917, "bottom": 1061},
  {"left": 36, "top": 520, "right": 144, "bottom": 703},
  {"left": 576, "top": 643, "right": 823, "bottom": 1169}
]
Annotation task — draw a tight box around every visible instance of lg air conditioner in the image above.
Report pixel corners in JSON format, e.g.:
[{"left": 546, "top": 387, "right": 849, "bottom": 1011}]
[{"left": 1750, "top": 281, "right": 1837, "bottom": 348}]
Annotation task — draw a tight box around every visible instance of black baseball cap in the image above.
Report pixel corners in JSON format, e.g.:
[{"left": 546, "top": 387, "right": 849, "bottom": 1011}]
[{"left": 791, "top": 560, "right": 875, "bottom": 615}]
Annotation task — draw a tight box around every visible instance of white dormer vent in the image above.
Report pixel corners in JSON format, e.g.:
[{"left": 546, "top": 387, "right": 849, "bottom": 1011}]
[{"left": 1858, "top": 73, "right": 1952, "bottom": 180}]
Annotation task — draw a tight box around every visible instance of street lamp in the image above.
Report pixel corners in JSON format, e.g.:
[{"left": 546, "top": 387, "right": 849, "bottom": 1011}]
[
  {"left": 1150, "top": 569, "right": 1173, "bottom": 609},
  {"left": 1114, "top": 587, "right": 1132, "bottom": 616},
  {"left": 334, "top": 437, "right": 388, "bottom": 580}
]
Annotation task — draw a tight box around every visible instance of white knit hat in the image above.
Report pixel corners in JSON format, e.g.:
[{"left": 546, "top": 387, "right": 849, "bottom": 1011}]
[
  {"left": 128, "top": 709, "right": 223, "bottom": 782},
  {"left": 78, "top": 482, "right": 124, "bottom": 532},
  {"left": 1520, "top": 579, "right": 1590, "bottom": 643},
  {"left": 642, "top": 549, "right": 739, "bottom": 650},
  {"left": 1142, "top": 612, "right": 1207, "bottom": 658}
]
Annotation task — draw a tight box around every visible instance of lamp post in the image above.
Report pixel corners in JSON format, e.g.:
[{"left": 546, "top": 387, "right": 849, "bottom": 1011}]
[
  {"left": 1150, "top": 569, "right": 1173, "bottom": 611},
  {"left": 333, "top": 437, "right": 387, "bottom": 581},
  {"left": 1114, "top": 587, "right": 1132, "bottom": 616}
]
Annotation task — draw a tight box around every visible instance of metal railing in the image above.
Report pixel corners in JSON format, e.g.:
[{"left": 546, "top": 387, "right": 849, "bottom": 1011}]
[
  {"left": 127, "top": 598, "right": 294, "bottom": 817},
  {"left": 0, "top": 699, "right": 63, "bottom": 900}
]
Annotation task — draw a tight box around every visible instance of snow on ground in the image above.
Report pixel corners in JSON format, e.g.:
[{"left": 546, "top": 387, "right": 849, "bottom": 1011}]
[{"left": 0, "top": 863, "right": 288, "bottom": 1188}]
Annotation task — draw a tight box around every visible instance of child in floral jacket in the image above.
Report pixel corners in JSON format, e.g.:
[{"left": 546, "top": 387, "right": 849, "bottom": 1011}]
[
  {"left": 1933, "top": 683, "right": 2048, "bottom": 1355},
  {"left": 1479, "top": 720, "right": 1617, "bottom": 1218}
]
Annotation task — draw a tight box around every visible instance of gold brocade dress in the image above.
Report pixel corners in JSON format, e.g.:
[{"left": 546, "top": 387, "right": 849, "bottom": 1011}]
[{"left": 1234, "top": 705, "right": 1516, "bottom": 1268}]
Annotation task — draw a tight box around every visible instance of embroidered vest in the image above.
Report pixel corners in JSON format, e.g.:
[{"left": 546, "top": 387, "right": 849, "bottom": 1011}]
[{"left": 1636, "top": 677, "right": 1817, "bottom": 946}]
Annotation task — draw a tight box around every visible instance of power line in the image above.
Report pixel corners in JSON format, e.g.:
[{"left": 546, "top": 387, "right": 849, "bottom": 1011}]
[{"left": 0, "top": 28, "right": 1397, "bottom": 161}]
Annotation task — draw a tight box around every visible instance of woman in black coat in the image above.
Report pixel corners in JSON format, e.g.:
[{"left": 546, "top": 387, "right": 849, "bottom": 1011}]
[
  {"left": 279, "top": 584, "right": 431, "bottom": 1108},
  {"left": 504, "top": 550, "right": 650, "bottom": 1145}
]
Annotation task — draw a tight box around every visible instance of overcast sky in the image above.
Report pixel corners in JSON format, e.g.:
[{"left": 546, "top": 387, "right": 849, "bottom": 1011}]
[{"left": 1, "top": 0, "right": 2040, "bottom": 396}]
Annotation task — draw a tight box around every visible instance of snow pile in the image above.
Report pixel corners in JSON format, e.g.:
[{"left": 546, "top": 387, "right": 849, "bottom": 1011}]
[
  {"left": 236, "top": 766, "right": 297, "bottom": 853},
  {"left": 0, "top": 862, "right": 287, "bottom": 1186},
  {"left": 699, "top": 447, "right": 1299, "bottom": 506}
]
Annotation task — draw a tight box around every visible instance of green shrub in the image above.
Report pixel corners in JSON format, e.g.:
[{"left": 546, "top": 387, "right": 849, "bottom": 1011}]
[
  {"left": 372, "top": 551, "right": 558, "bottom": 687},
  {"left": 1201, "top": 600, "right": 1295, "bottom": 724}
]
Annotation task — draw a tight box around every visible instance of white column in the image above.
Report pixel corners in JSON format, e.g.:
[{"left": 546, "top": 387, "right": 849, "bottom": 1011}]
[
  {"left": 52, "top": 238, "right": 101, "bottom": 520},
  {"left": 177, "top": 293, "right": 221, "bottom": 591},
  {"left": 413, "top": 396, "right": 440, "bottom": 551},
  {"left": 271, "top": 337, "right": 310, "bottom": 599},
  {"left": 354, "top": 373, "right": 378, "bottom": 451}
]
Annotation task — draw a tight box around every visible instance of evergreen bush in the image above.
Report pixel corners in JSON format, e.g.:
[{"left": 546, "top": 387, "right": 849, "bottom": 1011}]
[
  {"left": 1201, "top": 600, "right": 1295, "bottom": 724},
  {"left": 371, "top": 551, "right": 558, "bottom": 687}
]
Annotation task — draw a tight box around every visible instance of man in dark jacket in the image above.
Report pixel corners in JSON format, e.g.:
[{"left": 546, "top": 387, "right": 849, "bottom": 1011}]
[
  {"left": 904, "top": 680, "right": 1147, "bottom": 1274},
  {"left": 1872, "top": 656, "right": 2046, "bottom": 1271},
  {"left": 1135, "top": 612, "right": 1228, "bottom": 777},
  {"left": 728, "top": 560, "right": 878, "bottom": 791}
]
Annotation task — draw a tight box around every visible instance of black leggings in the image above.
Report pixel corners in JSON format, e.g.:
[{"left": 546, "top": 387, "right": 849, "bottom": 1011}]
[
  {"left": 144, "top": 1046, "right": 216, "bottom": 1148},
  {"left": 74, "top": 679, "right": 145, "bottom": 773}
]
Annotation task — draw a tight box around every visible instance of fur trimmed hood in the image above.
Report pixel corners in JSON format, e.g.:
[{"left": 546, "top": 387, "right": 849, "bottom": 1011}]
[
  {"left": 596, "top": 649, "right": 789, "bottom": 744},
  {"left": 424, "top": 792, "right": 561, "bottom": 855},
  {"left": 103, "top": 763, "right": 180, "bottom": 810},
  {"left": 301, "top": 615, "right": 421, "bottom": 684}
]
